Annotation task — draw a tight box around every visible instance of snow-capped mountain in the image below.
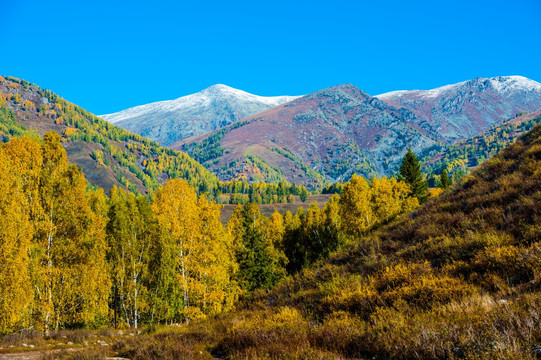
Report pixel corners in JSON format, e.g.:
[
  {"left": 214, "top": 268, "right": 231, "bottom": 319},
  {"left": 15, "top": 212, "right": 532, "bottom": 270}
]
[
  {"left": 100, "top": 84, "right": 300, "bottom": 146},
  {"left": 176, "top": 76, "right": 541, "bottom": 186},
  {"left": 376, "top": 76, "right": 541, "bottom": 141},
  {"left": 176, "top": 84, "right": 437, "bottom": 186}
]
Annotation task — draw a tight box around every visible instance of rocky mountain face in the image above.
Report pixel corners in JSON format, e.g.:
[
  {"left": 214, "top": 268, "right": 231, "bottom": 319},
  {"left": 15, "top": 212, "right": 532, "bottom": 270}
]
[
  {"left": 376, "top": 76, "right": 541, "bottom": 142},
  {"left": 176, "top": 84, "right": 435, "bottom": 187},
  {"left": 101, "top": 84, "right": 300, "bottom": 146},
  {"left": 178, "top": 76, "right": 541, "bottom": 187}
]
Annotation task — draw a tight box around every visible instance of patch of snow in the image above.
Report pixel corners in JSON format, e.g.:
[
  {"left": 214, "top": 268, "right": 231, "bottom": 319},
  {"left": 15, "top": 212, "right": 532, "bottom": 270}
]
[
  {"left": 376, "top": 81, "right": 468, "bottom": 100},
  {"left": 100, "top": 84, "right": 301, "bottom": 123},
  {"left": 376, "top": 76, "right": 541, "bottom": 101},
  {"left": 489, "top": 76, "right": 541, "bottom": 93}
]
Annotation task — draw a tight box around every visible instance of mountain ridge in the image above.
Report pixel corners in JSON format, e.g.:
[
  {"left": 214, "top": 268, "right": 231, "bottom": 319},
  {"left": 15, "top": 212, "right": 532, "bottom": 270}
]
[
  {"left": 177, "top": 83, "right": 435, "bottom": 187},
  {"left": 376, "top": 75, "right": 541, "bottom": 141},
  {"left": 177, "top": 76, "right": 541, "bottom": 186},
  {"left": 100, "top": 84, "right": 301, "bottom": 146}
]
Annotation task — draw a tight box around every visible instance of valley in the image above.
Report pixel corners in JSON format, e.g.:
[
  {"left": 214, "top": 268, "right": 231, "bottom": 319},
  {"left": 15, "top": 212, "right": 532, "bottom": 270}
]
[{"left": 1, "top": 73, "right": 541, "bottom": 360}]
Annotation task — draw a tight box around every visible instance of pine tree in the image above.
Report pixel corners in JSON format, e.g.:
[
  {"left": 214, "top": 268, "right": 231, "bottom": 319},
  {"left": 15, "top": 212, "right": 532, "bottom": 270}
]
[
  {"left": 439, "top": 168, "right": 452, "bottom": 189},
  {"left": 397, "top": 148, "right": 428, "bottom": 202},
  {"left": 228, "top": 203, "right": 286, "bottom": 291}
]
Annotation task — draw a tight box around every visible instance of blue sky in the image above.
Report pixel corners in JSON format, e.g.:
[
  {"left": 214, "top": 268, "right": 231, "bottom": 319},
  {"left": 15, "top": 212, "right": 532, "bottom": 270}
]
[{"left": 1, "top": 0, "right": 540, "bottom": 114}]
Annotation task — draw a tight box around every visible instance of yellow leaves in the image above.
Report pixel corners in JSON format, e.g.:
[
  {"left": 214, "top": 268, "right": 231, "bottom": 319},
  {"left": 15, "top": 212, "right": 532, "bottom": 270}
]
[
  {"left": 12, "top": 93, "right": 23, "bottom": 104},
  {"left": 428, "top": 187, "right": 444, "bottom": 198},
  {"left": 152, "top": 179, "right": 238, "bottom": 320},
  {"left": 23, "top": 99, "right": 35, "bottom": 111},
  {"left": 180, "top": 306, "right": 206, "bottom": 321},
  {"left": 269, "top": 307, "right": 307, "bottom": 332},
  {"left": 0, "top": 147, "right": 33, "bottom": 333},
  {"left": 339, "top": 175, "right": 419, "bottom": 239},
  {"left": 339, "top": 175, "right": 372, "bottom": 237}
]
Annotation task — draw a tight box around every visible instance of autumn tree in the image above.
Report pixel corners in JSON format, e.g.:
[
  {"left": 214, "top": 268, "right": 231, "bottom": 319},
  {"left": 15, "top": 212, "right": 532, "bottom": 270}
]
[
  {"left": 151, "top": 179, "right": 238, "bottom": 322},
  {"left": 339, "top": 174, "right": 418, "bottom": 240},
  {"left": 191, "top": 196, "right": 239, "bottom": 315},
  {"left": 339, "top": 174, "right": 373, "bottom": 238},
  {"left": 0, "top": 146, "right": 33, "bottom": 333},
  {"left": 107, "top": 187, "right": 156, "bottom": 328},
  {"left": 33, "top": 132, "right": 110, "bottom": 331},
  {"left": 298, "top": 185, "right": 308, "bottom": 202},
  {"left": 370, "top": 177, "right": 418, "bottom": 226}
]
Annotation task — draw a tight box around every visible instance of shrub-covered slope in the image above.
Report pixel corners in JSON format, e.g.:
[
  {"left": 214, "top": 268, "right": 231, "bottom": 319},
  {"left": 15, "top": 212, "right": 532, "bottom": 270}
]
[
  {"left": 0, "top": 76, "right": 218, "bottom": 194},
  {"left": 124, "top": 123, "right": 541, "bottom": 360}
]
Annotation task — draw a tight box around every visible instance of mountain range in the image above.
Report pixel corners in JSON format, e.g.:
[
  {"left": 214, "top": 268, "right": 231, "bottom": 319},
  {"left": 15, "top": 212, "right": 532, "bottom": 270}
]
[
  {"left": 101, "top": 84, "right": 300, "bottom": 146},
  {"left": 2, "top": 75, "right": 541, "bottom": 192},
  {"left": 170, "top": 76, "right": 541, "bottom": 186}
]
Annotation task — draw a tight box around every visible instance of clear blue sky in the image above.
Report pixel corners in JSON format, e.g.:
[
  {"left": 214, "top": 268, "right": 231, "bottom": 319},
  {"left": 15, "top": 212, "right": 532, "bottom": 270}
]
[{"left": 1, "top": 0, "right": 540, "bottom": 114}]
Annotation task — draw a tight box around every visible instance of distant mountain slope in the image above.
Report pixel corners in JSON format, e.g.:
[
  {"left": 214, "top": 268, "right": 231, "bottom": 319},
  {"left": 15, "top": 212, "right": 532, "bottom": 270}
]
[
  {"left": 423, "top": 109, "right": 541, "bottom": 177},
  {"left": 376, "top": 76, "right": 541, "bottom": 141},
  {"left": 101, "top": 84, "right": 300, "bottom": 146},
  {"left": 0, "top": 75, "right": 217, "bottom": 194},
  {"left": 177, "top": 84, "right": 435, "bottom": 187},
  {"left": 177, "top": 76, "right": 541, "bottom": 187}
]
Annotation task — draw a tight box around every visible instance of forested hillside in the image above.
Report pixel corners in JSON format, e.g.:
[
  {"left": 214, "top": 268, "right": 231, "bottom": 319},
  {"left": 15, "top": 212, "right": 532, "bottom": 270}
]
[
  {"left": 0, "top": 131, "right": 419, "bottom": 337},
  {"left": 0, "top": 76, "right": 217, "bottom": 194},
  {"left": 423, "top": 110, "right": 541, "bottom": 180}
]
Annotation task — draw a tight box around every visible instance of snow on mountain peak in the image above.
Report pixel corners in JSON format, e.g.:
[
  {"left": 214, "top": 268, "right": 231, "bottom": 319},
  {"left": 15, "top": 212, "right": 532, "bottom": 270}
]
[
  {"left": 488, "top": 76, "right": 541, "bottom": 93},
  {"left": 101, "top": 85, "right": 301, "bottom": 125},
  {"left": 99, "top": 85, "right": 302, "bottom": 145},
  {"left": 375, "top": 81, "right": 467, "bottom": 100},
  {"left": 375, "top": 76, "right": 541, "bottom": 101}
]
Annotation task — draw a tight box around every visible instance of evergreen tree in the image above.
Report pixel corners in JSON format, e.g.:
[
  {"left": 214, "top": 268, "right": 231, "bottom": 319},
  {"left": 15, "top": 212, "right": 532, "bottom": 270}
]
[
  {"left": 397, "top": 148, "right": 428, "bottom": 202},
  {"left": 439, "top": 168, "right": 452, "bottom": 189},
  {"left": 228, "top": 203, "right": 286, "bottom": 291}
]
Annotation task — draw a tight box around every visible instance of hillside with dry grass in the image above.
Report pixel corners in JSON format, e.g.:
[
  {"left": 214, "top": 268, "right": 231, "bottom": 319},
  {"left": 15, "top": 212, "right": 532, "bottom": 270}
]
[{"left": 103, "top": 122, "right": 541, "bottom": 359}]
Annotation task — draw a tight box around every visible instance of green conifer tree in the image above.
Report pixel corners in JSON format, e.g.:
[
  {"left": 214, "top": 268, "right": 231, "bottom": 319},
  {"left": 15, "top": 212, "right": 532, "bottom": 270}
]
[
  {"left": 229, "top": 203, "right": 286, "bottom": 291},
  {"left": 397, "top": 148, "right": 428, "bottom": 202},
  {"left": 439, "top": 168, "right": 452, "bottom": 189}
]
